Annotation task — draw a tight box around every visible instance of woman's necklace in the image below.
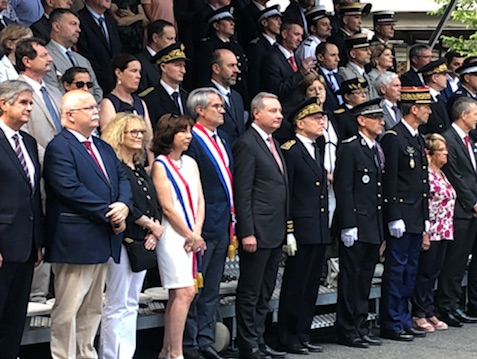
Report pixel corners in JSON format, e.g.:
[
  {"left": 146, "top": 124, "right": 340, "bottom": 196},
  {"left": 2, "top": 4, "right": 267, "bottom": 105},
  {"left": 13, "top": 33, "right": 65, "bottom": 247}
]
[{"left": 170, "top": 157, "right": 183, "bottom": 169}]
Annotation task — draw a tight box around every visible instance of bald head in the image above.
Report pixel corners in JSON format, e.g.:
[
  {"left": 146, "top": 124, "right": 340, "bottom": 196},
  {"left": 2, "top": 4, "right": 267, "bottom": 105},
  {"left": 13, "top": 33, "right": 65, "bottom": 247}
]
[{"left": 61, "top": 90, "right": 99, "bottom": 137}]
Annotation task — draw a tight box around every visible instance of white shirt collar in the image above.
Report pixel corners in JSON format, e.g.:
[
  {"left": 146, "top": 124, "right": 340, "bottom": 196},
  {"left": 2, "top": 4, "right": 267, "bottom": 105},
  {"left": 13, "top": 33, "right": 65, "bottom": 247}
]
[
  {"left": 348, "top": 61, "right": 365, "bottom": 76},
  {"left": 211, "top": 79, "right": 230, "bottom": 95},
  {"left": 262, "top": 33, "right": 276, "bottom": 46},
  {"left": 320, "top": 66, "right": 338, "bottom": 75},
  {"left": 251, "top": 122, "right": 271, "bottom": 142},
  {"left": 452, "top": 122, "right": 468, "bottom": 140},
  {"left": 278, "top": 44, "right": 293, "bottom": 60},
  {"left": 296, "top": 133, "right": 316, "bottom": 158},
  {"left": 0, "top": 118, "right": 19, "bottom": 140},
  {"left": 383, "top": 99, "right": 397, "bottom": 108},
  {"left": 359, "top": 131, "right": 375, "bottom": 149},
  {"left": 20, "top": 74, "right": 45, "bottom": 91},
  {"left": 146, "top": 46, "right": 156, "bottom": 57},
  {"left": 49, "top": 39, "right": 70, "bottom": 56},
  {"left": 66, "top": 128, "right": 93, "bottom": 143},
  {"left": 160, "top": 79, "right": 179, "bottom": 96},
  {"left": 401, "top": 118, "right": 419, "bottom": 137},
  {"left": 85, "top": 4, "right": 104, "bottom": 19}
]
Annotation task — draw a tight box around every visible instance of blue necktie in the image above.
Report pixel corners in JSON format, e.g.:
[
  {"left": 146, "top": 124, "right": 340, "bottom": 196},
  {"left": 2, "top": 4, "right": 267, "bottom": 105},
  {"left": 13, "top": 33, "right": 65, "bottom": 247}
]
[
  {"left": 40, "top": 86, "right": 61, "bottom": 132},
  {"left": 65, "top": 50, "right": 78, "bottom": 67}
]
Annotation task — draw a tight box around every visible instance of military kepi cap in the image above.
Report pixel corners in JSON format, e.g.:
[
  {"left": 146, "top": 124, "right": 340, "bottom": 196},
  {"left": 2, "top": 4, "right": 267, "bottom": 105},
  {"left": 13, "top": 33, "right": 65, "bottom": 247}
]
[
  {"left": 206, "top": 5, "right": 235, "bottom": 24},
  {"left": 352, "top": 98, "right": 383, "bottom": 117},
  {"left": 399, "top": 86, "right": 433, "bottom": 104},
  {"left": 152, "top": 43, "right": 189, "bottom": 65},
  {"left": 337, "top": 77, "right": 368, "bottom": 95},
  {"left": 339, "top": 2, "right": 372, "bottom": 17},
  {"left": 345, "top": 33, "right": 369, "bottom": 50},
  {"left": 373, "top": 11, "right": 396, "bottom": 24},
  {"left": 419, "top": 58, "right": 449, "bottom": 77},
  {"left": 289, "top": 97, "right": 325, "bottom": 123},
  {"left": 456, "top": 61, "right": 477, "bottom": 75},
  {"left": 305, "top": 5, "right": 328, "bottom": 24},
  {"left": 257, "top": 5, "right": 281, "bottom": 23}
]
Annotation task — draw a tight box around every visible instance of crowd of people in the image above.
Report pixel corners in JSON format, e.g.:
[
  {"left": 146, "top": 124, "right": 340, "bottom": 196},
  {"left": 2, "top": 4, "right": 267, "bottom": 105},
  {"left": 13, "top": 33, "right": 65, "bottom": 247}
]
[{"left": 2, "top": 0, "right": 477, "bottom": 359}]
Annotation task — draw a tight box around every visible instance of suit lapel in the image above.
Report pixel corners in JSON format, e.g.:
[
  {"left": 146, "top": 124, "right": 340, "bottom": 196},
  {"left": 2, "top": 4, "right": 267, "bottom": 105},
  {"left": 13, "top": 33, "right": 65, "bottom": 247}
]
[
  {"left": 0, "top": 129, "right": 31, "bottom": 188},
  {"left": 295, "top": 137, "right": 322, "bottom": 178},
  {"left": 251, "top": 127, "right": 284, "bottom": 176}
]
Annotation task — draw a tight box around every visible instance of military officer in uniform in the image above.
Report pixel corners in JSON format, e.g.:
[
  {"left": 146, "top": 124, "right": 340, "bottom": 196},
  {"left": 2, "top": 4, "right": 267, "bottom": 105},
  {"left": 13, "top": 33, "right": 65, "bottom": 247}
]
[
  {"left": 380, "top": 86, "right": 431, "bottom": 341},
  {"left": 278, "top": 98, "right": 331, "bottom": 354},
  {"left": 195, "top": 6, "right": 249, "bottom": 107},
  {"left": 334, "top": 98, "right": 385, "bottom": 349},
  {"left": 333, "top": 77, "right": 368, "bottom": 139},
  {"left": 447, "top": 61, "right": 477, "bottom": 117}
]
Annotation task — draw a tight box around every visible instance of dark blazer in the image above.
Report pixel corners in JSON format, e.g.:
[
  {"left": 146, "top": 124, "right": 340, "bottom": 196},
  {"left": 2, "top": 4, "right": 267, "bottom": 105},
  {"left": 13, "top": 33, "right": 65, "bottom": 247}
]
[
  {"left": 328, "top": 29, "right": 349, "bottom": 67},
  {"left": 281, "top": 137, "right": 330, "bottom": 245},
  {"left": 318, "top": 67, "right": 344, "bottom": 113},
  {"left": 233, "top": 126, "right": 289, "bottom": 248},
  {"left": 446, "top": 85, "right": 477, "bottom": 118},
  {"left": 420, "top": 97, "right": 451, "bottom": 135},
  {"left": 43, "top": 129, "right": 132, "bottom": 264},
  {"left": 236, "top": 1, "right": 261, "bottom": 48},
  {"left": 334, "top": 134, "right": 384, "bottom": 244},
  {"left": 441, "top": 79, "right": 458, "bottom": 102},
  {"left": 141, "top": 83, "right": 190, "bottom": 128},
  {"left": 30, "top": 14, "right": 50, "bottom": 42},
  {"left": 186, "top": 129, "right": 233, "bottom": 240},
  {"left": 442, "top": 126, "right": 477, "bottom": 219},
  {"left": 400, "top": 68, "right": 424, "bottom": 87},
  {"left": 262, "top": 46, "right": 305, "bottom": 142},
  {"left": 136, "top": 48, "right": 161, "bottom": 94},
  {"left": 283, "top": 2, "right": 306, "bottom": 35},
  {"left": 77, "top": 7, "right": 122, "bottom": 94},
  {"left": 0, "top": 129, "right": 44, "bottom": 262},
  {"left": 209, "top": 81, "right": 245, "bottom": 146},
  {"left": 381, "top": 121, "right": 429, "bottom": 233},
  {"left": 246, "top": 34, "right": 275, "bottom": 98},
  {"left": 333, "top": 105, "right": 355, "bottom": 140}
]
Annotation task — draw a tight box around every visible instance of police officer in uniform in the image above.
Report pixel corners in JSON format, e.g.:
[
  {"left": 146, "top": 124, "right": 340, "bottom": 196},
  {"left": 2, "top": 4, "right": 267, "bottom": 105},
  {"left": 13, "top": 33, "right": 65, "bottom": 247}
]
[
  {"left": 278, "top": 98, "right": 331, "bottom": 354},
  {"left": 195, "top": 6, "right": 249, "bottom": 107},
  {"left": 380, "top": 86, "right": 431, "bottom": 341},
  {"left": 334, "top": 98, "right": 385, "bottom": 349},
  {"left": 446, "top": 61, "right": 477, "bottom": 117}
]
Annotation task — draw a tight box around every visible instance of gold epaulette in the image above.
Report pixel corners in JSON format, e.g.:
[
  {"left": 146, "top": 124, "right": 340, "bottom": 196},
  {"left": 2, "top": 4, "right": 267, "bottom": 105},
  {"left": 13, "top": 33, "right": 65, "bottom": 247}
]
[
  {"left": 138, "top": 87, "right": 154, "bottom": 98},
  {"left": 286, "top": 220, "right": 294, "bottom": 233},
  {"left": 333, "top": 108, "right": 345, "bottom": 114},
  {"left": 342, "top": 135, "right": 357, "bottom": 143},
  {"left": 385, "top": 130, "right": 398, "bottom": 136},
  {"left": 280, "top": 139, "right": 296, "bottom": 151}
]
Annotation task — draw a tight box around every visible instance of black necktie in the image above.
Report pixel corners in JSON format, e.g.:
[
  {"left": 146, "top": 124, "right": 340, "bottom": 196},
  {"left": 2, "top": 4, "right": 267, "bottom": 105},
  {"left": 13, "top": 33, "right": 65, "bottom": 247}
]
[
  {"left": 312, "top": 142, "right": 323, "bottom": 169},
  {"left": 171, "top": 92, "right": 181, "bottom": 113},
  {"left": 98, "top": 16, "right": 110, "bottom": 45}
]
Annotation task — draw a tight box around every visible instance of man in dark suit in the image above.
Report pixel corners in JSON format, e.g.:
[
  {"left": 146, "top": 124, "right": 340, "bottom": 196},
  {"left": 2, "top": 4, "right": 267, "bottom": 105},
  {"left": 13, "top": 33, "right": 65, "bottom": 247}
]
[
  {"left": 234, "top": 92, "right": 290, "bottom": 359},
  {"left": 278, "top": 98, "right": 330, "bottom": 354},
  {"left": 141, "top": 42, "right": 191, "bottom": 128},
  {"left": 136, "top": 19, "right": 176, "bottom": 94},
  {"left": 316, "top": 42, "right": 344, "bottom": 113},
  {"left": 184, "top": 87, "right": 234, "bottom": 359},
  {"left": 436, "top": 97, "right": 477, "bottom": 327},
  {"left": 261, "top": 21, "right": 316, "bottom": 142},
  {"left": 400, "top": 44, "right": 432, "bottom": 87},
  {"left": 282, "top": 0, "right": 314, "bottom": 38},
  {"left": 446, "top": 62, "right": 477, "bottom": 118},
  {"left": 371, "top": 11, "right": 397, "bottom": 71},
  {"left": 441, "top": 51, "right": 464, "bottom": 102},
  {"left": 380, "top": 86, "right": 431, "bottom": 341},
  {"left": 77, "top": 0, "right": 122, "bottom": 94},
  {"left": 246, "top": 5, "right": 281, "bottom": 99},
  {"left": 420, "top": 59, "right": 452, "bottom": 134},
  {"left": 209, "top": 48, "right": 245, "bottom": 145},
  {"left": 334, "top": 98, "right": 385, "bottom": 349},
  {"left": 374, "top": 71, "right": 402, "bottom": 131},
  {"left": 236, "top": 0, "right": 268, "bottom": 47},
  {"left": 31, "top": 0, "right": 73, "bottom": 42},
  {"left": 44, "top": 90, "right": 132, "bottom": 359},
  {"left": 0, "top": 80, "right": 45, "bottom": 359}
]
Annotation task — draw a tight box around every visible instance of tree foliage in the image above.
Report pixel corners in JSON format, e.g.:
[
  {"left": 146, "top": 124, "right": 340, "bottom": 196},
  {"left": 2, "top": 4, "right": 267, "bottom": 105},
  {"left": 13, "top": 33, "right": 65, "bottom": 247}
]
[{"left": 431, "top": 0, "right": 477, "bottom": 55}]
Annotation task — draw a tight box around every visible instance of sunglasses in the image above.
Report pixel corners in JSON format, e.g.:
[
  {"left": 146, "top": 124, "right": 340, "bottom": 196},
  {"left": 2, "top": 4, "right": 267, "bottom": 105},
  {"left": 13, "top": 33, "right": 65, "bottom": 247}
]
[{"left": 72, "top": 81, "right": 94, "bottom": 89}]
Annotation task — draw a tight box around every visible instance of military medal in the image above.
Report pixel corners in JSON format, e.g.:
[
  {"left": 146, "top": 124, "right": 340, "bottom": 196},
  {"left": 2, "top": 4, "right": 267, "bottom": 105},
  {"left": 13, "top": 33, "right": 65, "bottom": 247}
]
[
  {"left": 362, "top": 174, "right": 370, "bottom": 184},
  {"left": 406, "top": 146, "right": 415, "bottom": 169}
]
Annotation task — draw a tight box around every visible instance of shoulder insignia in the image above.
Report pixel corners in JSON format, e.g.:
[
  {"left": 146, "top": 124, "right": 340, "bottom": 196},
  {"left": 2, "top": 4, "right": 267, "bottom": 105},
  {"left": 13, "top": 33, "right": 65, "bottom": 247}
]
[
  {"left": 280, "top": 139, "right": 296, "bottom": 151},
  {"left": 342, "top": 135, "right": 357, "bottom": 143},
  {"left": 385, "top": 130, "right": 397, "bottom": 136},
  {"left": 200, "top": 37, "right": 210, "bottom": 42},
  {"left": 138, "top": 87, "right": 154, "bottom": 98},
  {"left": 333, "top": 108, "right": 345, "bottom": 114},
  {"left": 250, "top": 37, "right": 260, "bottom": 44}
]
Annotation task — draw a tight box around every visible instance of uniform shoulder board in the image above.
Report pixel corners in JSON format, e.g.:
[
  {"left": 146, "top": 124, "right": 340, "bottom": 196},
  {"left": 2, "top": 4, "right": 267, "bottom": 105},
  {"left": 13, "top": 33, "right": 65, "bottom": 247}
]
[
  {"left": 280, "top": 139, "right": 296, "bottom": 151},
  {"left": 139, "top": 87, "right": 154, "bottom": 98},
  {"left": 333, "top": 108, "right": 345, "bottom": 114},
  {"left": 342, "top": 135, "right": 357, "bottom": 143},
  {"left": 200, "top": 37, "right": 210, "bottom": 42},
  {"left": 250, "top": 37, "right": 260, "bottom": 44},
  {"left": 385, "top": 130, "right": 398, "bottom": 136}
]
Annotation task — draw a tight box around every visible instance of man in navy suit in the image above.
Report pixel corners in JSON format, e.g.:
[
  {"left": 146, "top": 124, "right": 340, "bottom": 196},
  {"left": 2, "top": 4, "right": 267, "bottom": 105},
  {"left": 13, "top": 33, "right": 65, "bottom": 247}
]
[
  {"left": 400, "top": 44, "right": 432, "bottom": 87},
  {"left": 441, "top": 51, "right": 464, "bottom": 102},
  {"left": 44, "top": 90, "right": 132, "bottom": 359},
  {"left": 0, "top": 80, "right": 45, "bottom": 359},
  {"left": 184, "top": 87, "right": 234, "bottom": 359}
]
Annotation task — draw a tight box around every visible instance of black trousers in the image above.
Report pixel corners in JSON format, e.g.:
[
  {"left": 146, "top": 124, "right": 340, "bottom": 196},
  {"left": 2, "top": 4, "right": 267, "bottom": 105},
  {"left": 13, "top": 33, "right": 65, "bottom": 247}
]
[
  {"left": 0, "top": 260, "right": 34, "bottom": 359},
  {"left": 436, "top": 218, "right": 477, "bottom": 313},
  {"left": 336, "top": 241, "right": 379, "bottom": 341},
  {"left": 412, "top": 240, "right": 448, "bottom": 318},
  {"left": 278, "top": 243, "right": 326, "bottom": 347},
  {"left": 235, "top": 246, "right": 282, "bottom": 352}
]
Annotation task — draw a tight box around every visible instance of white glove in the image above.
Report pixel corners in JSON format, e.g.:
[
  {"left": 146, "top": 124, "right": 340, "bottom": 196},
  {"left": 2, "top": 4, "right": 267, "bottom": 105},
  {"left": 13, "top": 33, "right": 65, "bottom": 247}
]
[
  {"left": 388, "top": 219, "right": 406, "bottom": 238},
  {"left": 341, "top": 227, "right": 358, "bottom": 248},
  {"left": 424, "top": 220, "right": 430, "bottom": 233},
  {"left": 285, "top": 233, "right": 297, "bottom": 256}
]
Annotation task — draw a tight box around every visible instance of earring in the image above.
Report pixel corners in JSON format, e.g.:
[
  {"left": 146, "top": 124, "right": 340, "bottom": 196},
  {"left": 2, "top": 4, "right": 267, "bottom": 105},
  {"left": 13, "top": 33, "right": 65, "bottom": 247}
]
[{"left": 118, "top": 79, "right": 122, "bottom": 85}]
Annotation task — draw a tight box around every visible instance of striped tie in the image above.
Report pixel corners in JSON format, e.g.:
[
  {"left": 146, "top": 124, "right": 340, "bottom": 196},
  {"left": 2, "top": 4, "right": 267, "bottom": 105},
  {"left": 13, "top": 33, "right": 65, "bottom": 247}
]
[{"left": 12, "top": 134, "right": 31, "bottom": 183}]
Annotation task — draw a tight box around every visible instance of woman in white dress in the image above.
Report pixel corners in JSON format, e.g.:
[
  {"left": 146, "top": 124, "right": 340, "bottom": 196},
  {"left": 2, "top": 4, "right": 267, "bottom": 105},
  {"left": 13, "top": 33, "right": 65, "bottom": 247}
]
[
  {"left": 0, "top": 25, "right": 32, "bottom": 83},
  {"left": 151, "top": 113, "right": 206, "bottom": 359}
]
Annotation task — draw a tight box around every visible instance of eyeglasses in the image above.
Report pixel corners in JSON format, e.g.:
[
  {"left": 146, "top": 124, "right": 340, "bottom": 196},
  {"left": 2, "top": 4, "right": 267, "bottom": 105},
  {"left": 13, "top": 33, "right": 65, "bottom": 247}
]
[
  {"left": 124, "top": 129, "right": 147, "bottom": 138},
  {"left": 307, "top": 114, "right": 328, "bottom": 122},
  {"left": 69, "top": 105, "right": 100, "bottom": 112},
  {"left": 72, "top": 81, "right": 94, "bottom": 89},
  {"left": 364, "top": 114, "right": 384, "bottom": 120}
]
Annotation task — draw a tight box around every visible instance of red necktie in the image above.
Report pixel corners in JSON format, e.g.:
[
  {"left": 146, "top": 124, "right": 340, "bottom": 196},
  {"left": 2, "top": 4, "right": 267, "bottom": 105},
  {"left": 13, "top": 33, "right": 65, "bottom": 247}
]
[
  {"left": 288, "top": 56, "right": 298, "bottom": 72},
  {"left": 267, "top": 136, "right": 284, "bottom": 174},
  {"left": 82, "top": 141, "right": 107, "bottom": 178}
]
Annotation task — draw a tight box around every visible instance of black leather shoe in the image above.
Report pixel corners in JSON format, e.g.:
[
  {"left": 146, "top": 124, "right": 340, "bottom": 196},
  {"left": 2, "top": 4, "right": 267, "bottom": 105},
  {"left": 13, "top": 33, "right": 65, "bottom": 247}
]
[
  {"left": 239, "top": 348, "right": 271, "bottom": 359},
  {"left": 438, "top": 312, "right": 463, "bottom": 327},
  {"left": 184, "top": 348, "right": 204, "bottom": 359},
  {"left": 404, "top": 327, "right": 426, "bottom": 337},
  {"left": 301, "top": 342, "right": 322, "bottom": 353},
  {"left": 259, "top": 345, "right": 287, "bottom": 358},
  {"left": 380, "top": 330, "right": 414, "bottom": 342},
  {"left": 201, "top": 347, "right": 223, "bottom": 359},
  {"left": 361, "top": 335, "right": 382, "bottom": 346},
  {"left": 453, "top": 308, "right": 477, "bottom": 323},
  {"left": 337, "top": 338, "right": 369, "bottom": 349},
  {"left": 283, "top": 343, "right": 308, "bottom": 355}
]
